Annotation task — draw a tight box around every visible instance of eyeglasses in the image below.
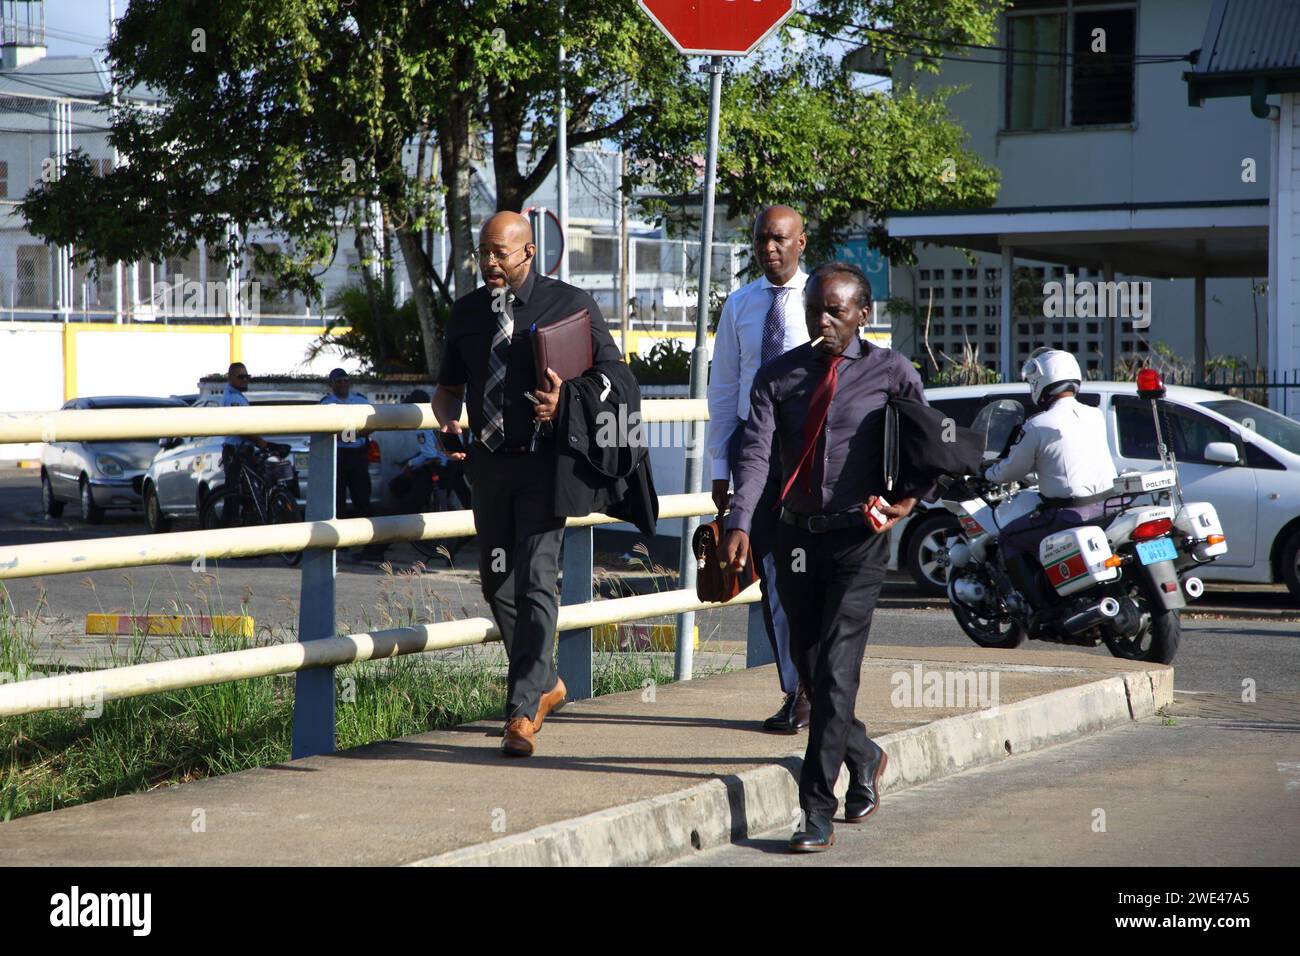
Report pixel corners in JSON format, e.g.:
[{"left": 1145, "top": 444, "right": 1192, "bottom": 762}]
[{"left": 473, "top": 245, "right": 528, "bottom": 265}]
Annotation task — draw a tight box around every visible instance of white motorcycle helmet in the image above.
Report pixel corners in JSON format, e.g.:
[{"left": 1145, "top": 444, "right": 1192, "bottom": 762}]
[{"left": 1021, "top": 347, "right": 1082, "bottom": 407}]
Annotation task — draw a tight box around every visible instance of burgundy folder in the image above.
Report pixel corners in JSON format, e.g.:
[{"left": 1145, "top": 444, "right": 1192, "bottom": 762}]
[{"left": 531, "top": 308, "right": 593, "bottom": 387}]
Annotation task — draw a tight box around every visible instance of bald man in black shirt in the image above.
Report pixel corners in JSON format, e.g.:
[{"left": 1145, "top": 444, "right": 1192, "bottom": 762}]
[{"left": 432, "top": 212, "right": 622, "bottom": 758}]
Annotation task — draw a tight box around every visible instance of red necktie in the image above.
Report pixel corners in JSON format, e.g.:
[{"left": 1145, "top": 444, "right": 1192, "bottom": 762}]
[{"left": 781, "top": 354, "right": 844, "bottom": 503}]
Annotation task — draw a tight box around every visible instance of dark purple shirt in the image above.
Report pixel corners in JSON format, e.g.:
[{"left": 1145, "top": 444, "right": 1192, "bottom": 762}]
[{"left": 726, "top": 336, "right": 929, "bottom": 535}]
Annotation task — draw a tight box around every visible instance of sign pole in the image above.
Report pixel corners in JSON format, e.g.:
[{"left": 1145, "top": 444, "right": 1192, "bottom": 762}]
[
  {"left": 557, "top": 0, "right": 570, "bottom": 283},
  {"left": 674, "top": 55, "right": 724, "bottom": 683}
]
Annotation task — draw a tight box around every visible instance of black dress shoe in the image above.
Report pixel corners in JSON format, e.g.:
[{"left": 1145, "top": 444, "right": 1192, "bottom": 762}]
[
  {"left": 762, "top": 687, "right": 811, "bottom": 734},
  {"left": 843, "top": 743, "right": 889, "bottom": 822},
  {"left": 789, "top": 812, "right": 835, "bottom": 852}
]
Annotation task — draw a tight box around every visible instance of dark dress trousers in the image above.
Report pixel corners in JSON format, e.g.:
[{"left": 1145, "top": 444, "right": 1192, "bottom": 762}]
[
  {"left": 728, "top": 336, "right": 930, "bottom": 819},
  {"left": 439, "top": 270, "right": 621, "bottom": 722}
]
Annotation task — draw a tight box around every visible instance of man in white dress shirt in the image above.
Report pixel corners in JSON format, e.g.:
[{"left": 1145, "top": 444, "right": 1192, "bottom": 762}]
[
  {"left": 983, "top": 348, "right": 1119, "bottom": 610},
  {"left": 707, "top": 205, "right": 811, "bottom": 733}
]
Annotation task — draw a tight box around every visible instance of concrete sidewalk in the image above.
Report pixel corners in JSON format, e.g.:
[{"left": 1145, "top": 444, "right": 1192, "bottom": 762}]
[{"left": 0, "top": 645, "right": 1171, "bottom": 867}]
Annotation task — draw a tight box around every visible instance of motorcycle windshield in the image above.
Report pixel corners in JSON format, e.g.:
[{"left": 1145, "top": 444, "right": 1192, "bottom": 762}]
[{"left": 971, "top": 399, "right": 1025, "bottom": 460}]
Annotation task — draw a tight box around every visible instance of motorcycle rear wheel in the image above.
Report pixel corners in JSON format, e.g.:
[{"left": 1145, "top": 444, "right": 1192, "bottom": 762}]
[{"left": 1105, "top": 606, "right": 1180, "bottom": 664}]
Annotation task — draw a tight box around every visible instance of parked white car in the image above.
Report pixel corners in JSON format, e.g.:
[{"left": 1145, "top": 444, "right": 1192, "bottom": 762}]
[
  {"left": 892, "top": 382, "right": 1300, "bottom": 603},
  {"left": 140, "top": 390, "right": 383, "bottom": 532},
  {"left": 41, "top": 395, "right": 187, "bottom": 524}
]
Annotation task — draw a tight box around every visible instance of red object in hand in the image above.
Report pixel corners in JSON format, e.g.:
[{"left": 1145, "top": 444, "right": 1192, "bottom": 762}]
[{"left": 866, "top": 496, "right": 890, "bottom": 531}]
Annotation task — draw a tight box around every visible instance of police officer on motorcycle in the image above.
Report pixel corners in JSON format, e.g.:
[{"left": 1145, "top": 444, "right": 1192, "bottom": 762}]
[{"left": 981, "top": 348, "right": 1118, "bottom": 608}]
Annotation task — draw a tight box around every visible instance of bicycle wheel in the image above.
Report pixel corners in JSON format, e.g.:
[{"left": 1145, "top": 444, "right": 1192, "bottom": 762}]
[
  {"left": 412, "top": 486, "right": 456, "bottom": 564},
  {"left": 199, "top": 486, "right": 255, "bottom": 531},
  {"left": 267, "top": 487, "right": 304, "bottom": 566}
]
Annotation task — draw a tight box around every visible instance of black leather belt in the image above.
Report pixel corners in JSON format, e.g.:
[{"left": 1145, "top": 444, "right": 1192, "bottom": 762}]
[
  {"left": 779, "top": 506, "right": 865, "bottom": 533},
  {"left": 473, "top": 439, "right": 531, "bottom": 456},
  {"left": 1040, "top": 489, "right": 1112, "bottom": 508}
]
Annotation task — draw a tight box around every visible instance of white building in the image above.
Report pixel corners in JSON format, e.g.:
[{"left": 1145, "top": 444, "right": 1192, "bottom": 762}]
[
  {"left": 1185, "top": 0, "right": 1300, "bottom": 415},
  {"left": 877, "top": 0, "right": 1275, "bottom": 389}
]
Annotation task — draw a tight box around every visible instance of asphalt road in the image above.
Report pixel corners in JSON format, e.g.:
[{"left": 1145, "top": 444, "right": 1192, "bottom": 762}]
[{"left": 1, "top": 468, "right": 1298, "bottom": 700}]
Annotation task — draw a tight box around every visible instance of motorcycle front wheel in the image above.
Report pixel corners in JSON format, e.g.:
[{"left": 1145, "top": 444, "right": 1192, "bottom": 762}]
[
  {"left": 1105, "top": 606, "right": 1180, "bottom": 665},
  {"left": 951, "top": 603, "right": 1027, "bottom": 649}
]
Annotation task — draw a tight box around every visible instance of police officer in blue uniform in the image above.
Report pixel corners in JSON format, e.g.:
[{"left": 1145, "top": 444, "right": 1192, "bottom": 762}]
[{"left": 320, "top": 368, "right": 383, "bottom": 560}]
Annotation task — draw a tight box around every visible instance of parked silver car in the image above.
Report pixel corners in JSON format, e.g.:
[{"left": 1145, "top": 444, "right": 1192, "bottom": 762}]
[
  {"left": 141, "top": 390, "right": 383, "bottom": 532},
  {"left": 41, "top": 395, "right": 187, "bottom": 524}
]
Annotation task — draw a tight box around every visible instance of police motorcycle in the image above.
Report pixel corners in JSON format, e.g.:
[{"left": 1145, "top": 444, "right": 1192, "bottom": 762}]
[{"left": 936, "top": 369, "right": 1227, "bottom": 664}]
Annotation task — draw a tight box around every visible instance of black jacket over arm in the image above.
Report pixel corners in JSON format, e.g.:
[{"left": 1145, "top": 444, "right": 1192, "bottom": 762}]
[
  {"left": 552, "top": 357, "right": 658, "bottom": 536},
  {"left": 884, "top": 395, "right": 985, "bottom": 502}
]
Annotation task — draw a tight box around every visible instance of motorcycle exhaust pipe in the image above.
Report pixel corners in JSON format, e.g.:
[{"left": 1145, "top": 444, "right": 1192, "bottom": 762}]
[
  {"left": 1063, "top": 596, "right": 1121, "bottom": 634},
  {"left": 1184, "top": 576, "right": 1204, "bottom": 600}
]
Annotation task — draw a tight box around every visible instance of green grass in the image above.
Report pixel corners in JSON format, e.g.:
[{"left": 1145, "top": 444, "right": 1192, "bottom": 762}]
[{"left": 0, "top": 590, "right": 731, "bottom": 821}]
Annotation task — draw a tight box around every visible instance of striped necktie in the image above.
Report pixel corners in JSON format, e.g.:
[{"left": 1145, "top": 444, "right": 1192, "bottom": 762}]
[
  {"left": 760, "top": 286, "right": 789, "bottom": 367},
  {"left": 480, "top": 291, "right": 514, "bottom": 451}
]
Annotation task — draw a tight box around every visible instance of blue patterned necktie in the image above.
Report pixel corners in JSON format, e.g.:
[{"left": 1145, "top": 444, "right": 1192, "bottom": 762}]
[
  {"left": 760, "top": 286, "right": 789, "bottom": 367},
  {"left": 480, "top": 291, "right": 514, "bottom": 451}
]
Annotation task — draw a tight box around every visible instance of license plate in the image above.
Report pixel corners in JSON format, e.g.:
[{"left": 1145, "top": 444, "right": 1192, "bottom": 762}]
[{"left": 1136, "top": 537, "right": 1178, "bottom": 565}]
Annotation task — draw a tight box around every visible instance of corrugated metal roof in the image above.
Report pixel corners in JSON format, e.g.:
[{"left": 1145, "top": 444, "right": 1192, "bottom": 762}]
[
  {"left": 1195, "top": 0, "right": 1300, "bottom": 75},
  {"left": 0, "top": 53, "right": 157, "bottom": 104},
  {"left": 0, "top": 54, "right": 108, "bottom": 100}
]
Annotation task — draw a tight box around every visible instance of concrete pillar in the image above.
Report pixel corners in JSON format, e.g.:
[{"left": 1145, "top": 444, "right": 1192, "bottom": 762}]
[
  {"left": 1102, "top": 261, "right": 1116, "bottom": 377},
  {"left": 1000, "top": 245, "right": 1015, "bottom": 382},
  {"left": 1194, "top": 272, "right": 1207, "bottom": 380}
]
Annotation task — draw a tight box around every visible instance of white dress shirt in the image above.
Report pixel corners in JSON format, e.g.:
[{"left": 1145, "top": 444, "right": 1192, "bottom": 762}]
[
  {"left": 985, "top": 395, "right": 1118, "bottom": 499},
  {"left": 706, "top": 268, "right": 809, "bottom": 481}
]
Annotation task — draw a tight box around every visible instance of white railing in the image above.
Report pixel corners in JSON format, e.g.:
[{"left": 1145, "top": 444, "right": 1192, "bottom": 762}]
[{"left": 0, "top": 400, "right": 759, "bottom": 749}]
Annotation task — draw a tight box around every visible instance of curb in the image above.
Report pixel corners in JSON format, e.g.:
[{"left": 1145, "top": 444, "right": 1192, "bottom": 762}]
[
  {"left": 1181, "top": 608, "right": 1300, "bottom": 623},
  {"left": 410, "top": 666, "right": 1172, "bottom": 867}
]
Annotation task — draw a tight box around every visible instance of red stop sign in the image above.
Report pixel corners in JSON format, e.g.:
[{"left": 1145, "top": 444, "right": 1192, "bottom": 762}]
[{"left": 638, "top": 0, "right": 796, "bottom": 56}]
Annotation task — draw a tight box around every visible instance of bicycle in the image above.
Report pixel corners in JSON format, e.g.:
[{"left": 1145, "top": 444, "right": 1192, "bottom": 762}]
[
  {"left": 199, "top": 441, "right": 304, "bottom": 567},
  {"left": 405, "top": 462, "right": 471, "bottom": 564}
]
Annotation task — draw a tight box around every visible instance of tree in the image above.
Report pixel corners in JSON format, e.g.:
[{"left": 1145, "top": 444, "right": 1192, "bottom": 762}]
[{"left": 22, "top": 0, "right": 1005, "bottom": 373}]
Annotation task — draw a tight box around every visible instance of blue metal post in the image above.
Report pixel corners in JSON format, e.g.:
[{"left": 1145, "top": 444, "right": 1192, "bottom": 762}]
[
  {"left": 291, "top": 432, "right": 337, "bottom": 759},
  {"left": 557, "top": 525, "right": 593, "bottom": 700}
]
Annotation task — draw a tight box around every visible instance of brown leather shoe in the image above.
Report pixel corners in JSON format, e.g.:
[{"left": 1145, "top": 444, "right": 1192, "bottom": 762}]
[
  {"left": 501, "top": 717, "right": 535, "bottom": 757},
  {"left": 533, "top": 677, "right": 568, "bottom": 733}
]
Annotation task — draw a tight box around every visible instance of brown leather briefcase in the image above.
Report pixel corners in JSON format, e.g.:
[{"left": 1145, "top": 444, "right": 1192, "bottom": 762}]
[
  {"left": 531, "top": 308, "right": 593, "bottom": 386},
  {"left": 691, "top": 518, "right": 757, "bottom": 602}
]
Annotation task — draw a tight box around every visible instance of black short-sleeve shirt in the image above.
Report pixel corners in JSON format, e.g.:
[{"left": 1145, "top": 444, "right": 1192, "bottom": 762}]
[{"left": 438, "top": 270, "right": 622, "bottom": 448}]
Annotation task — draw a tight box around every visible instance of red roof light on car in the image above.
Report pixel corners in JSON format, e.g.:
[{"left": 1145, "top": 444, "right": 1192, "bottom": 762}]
[{"left": 1136, "top": 368, "right": 1165, "bottom": 399}]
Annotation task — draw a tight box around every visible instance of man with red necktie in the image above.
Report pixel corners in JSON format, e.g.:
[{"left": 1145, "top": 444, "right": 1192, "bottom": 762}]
[{"left": 722, "top": 261, "right": 931, "bottom": 853}]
